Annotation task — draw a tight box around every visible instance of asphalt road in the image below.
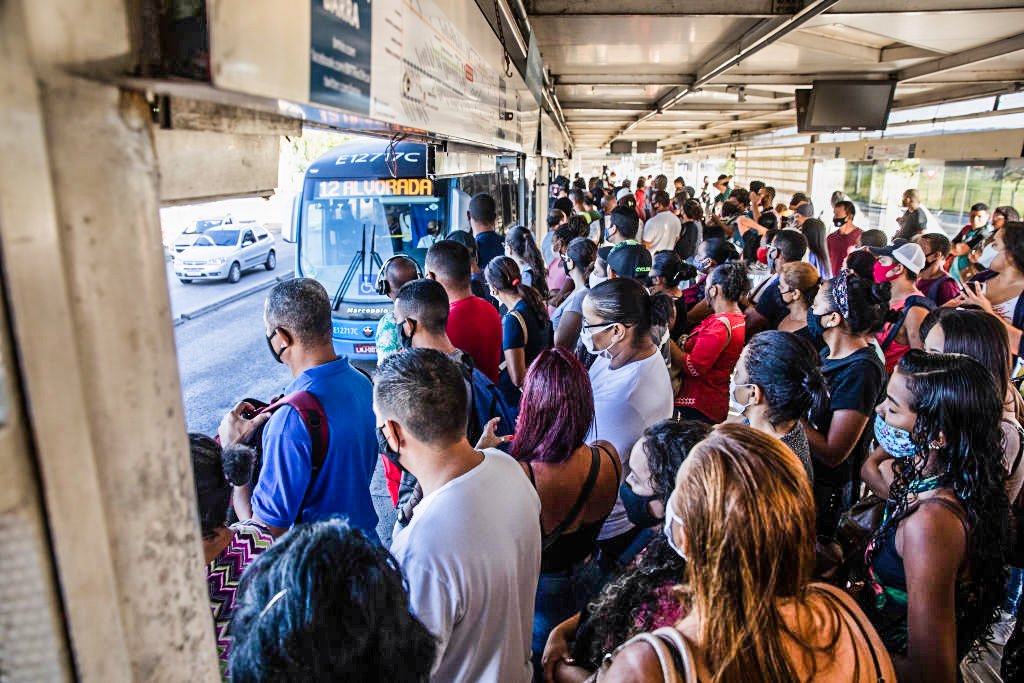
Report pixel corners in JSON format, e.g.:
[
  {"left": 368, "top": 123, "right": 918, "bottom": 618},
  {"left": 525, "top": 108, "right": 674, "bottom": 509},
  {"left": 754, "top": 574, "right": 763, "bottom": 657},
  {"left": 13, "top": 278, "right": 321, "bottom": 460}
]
[
  {"left": 166, "top": 239, "right": 297, "bottom": 319},
  {"left": 173, "top": 286, "right": 397, "bottom": 544}
]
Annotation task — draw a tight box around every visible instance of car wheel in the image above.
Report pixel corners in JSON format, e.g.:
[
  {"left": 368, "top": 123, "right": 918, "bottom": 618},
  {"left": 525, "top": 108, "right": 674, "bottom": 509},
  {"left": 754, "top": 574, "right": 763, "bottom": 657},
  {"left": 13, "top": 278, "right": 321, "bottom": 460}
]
[
  {"left": 227, "top": 262, "right": 241, "bottom": 284},
  {"left": 179, "top": 278, "right": 193, "bottom": 284},
  {"left": 265, "top": 250, "right": 277, "bottom": 271}
]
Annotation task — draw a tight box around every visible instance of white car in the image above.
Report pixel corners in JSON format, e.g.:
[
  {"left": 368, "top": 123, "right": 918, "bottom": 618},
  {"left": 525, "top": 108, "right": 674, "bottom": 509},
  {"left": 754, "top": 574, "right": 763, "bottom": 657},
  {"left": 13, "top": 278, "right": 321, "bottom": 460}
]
[
  {"left": 174, "top": 222, "right": 276, "bottom": 284},
  {"left": 172, "top": 215, "right": 234, "bottom": 253}
]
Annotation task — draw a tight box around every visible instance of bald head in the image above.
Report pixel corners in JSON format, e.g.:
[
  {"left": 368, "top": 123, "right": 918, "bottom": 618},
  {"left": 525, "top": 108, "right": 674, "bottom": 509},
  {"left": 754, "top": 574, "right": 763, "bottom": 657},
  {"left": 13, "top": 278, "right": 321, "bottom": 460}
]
[{"left": 385, "top": 256, "right": 420, "bottom": 299}]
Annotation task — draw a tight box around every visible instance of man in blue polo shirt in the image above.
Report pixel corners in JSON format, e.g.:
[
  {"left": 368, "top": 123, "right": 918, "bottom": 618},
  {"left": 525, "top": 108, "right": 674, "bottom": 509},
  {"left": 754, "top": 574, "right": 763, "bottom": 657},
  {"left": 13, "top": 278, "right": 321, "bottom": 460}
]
[
  {"left": 469, "top": 193, "right": 504, "bottom": 270},
  {"left": 219, "top": 278, "right": 379, "bottom": 540}
]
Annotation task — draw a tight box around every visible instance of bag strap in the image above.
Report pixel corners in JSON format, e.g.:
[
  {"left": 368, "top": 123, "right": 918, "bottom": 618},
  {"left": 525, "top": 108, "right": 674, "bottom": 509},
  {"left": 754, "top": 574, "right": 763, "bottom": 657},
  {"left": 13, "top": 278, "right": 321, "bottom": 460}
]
[
  {"left": 263, "top": 390, "right": 330, "bottom": 523},
  {"left": 542, "top": 447, "right": 602, "bottom": 550},
  {"left": 1007, "top": 420, "right": 1024, "bottom": 482},
  {"left": 813, "top": 584, "right": 885, "bottom": 683},
  {"left": 511, "top": 309, "right": 529, "bottom": 346}
]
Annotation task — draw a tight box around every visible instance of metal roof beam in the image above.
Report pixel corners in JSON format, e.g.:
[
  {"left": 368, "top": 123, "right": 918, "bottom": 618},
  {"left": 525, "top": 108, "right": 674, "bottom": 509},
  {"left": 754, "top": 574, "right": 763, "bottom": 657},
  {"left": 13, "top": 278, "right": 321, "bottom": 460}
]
[
  {"left": 555, "top": 75, "right": 694, "bottom": 86},
  {"left": 561, "top": 101, "right": 790, "bottom": 111},
  {"left": 711, "top": 71, "right": 1024, "bottom": 85},
  {"left": 897, "top": 33, "right": 1024, "bottom": 81},
  {"left": 528, "top": 0, "right": 1024, "bottom": 15},
  {"left": 604, "top": 0, "right": 840, "bottom": 144},
  {"left": 528, "top": 0, "right": 800, "bottom": 16}
]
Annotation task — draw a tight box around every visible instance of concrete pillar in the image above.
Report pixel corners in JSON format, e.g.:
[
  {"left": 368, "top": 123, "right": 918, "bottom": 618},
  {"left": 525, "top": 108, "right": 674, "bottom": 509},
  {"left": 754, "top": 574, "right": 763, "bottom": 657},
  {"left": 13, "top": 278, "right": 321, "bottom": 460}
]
[{"left": 0, "top": 0, "right": 220, "bottom": 680}]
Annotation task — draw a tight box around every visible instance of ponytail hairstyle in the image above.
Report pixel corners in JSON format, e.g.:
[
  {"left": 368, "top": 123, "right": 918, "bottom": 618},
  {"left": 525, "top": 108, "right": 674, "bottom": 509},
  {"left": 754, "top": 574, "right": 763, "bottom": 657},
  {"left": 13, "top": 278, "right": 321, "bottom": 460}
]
[
  {"left": 742, "top": 331, "right": 829, "bottom": 427},
  {"left": 779, "top": 261, "right": 821, "bottom": 306},
  {"left": 652, "top": 250, "right": 685, "bottom": 289},
  {"left": 566, "top": 237, "right": 597, "bottom": 278},
  {"left": 506, "top": 225, "right": 550, "bottom": 299},
  {"left": 707, "top": 262, "right": 750, "bottom": 302},
  {"left": 586, "top": 278, "right": 673, "bottom": 347},
  {"left": 485, "top": 255, "right": 549, "bottom": 323},
  {"left": 190, "top": 433, "right": 255, "bottom": 538},
  {"left": 823, "top": 271, "right": 890, "bottom": 335}
]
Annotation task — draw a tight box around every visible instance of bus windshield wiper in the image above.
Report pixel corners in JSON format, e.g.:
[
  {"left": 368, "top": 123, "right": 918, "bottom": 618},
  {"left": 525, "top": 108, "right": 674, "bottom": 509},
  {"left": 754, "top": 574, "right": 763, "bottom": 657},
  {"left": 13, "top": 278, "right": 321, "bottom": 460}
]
[{"left": 331, "top": 223, "right": 386, "bottom": 310}]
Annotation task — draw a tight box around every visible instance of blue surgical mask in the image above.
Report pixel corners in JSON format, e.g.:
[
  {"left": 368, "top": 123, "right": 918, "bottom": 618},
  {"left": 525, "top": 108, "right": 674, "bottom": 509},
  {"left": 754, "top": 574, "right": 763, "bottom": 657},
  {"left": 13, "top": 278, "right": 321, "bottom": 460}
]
[
  {"left": 874, "top": 418, "right": 917, "bottom": 458},
  {"left": 663, "top": 502, "right": 686, "bottom": 559},
  {"left": 805, "top": 311, "right": 829, "bottom": 346}
]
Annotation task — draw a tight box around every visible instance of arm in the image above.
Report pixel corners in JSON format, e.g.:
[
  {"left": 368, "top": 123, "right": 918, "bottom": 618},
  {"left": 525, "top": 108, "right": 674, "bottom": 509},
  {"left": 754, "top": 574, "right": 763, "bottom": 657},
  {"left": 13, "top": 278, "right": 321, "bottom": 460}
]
[
  {"left": 904, "top": 306, "right": 928, "bottom": 349},
  {"left": 860, "top": 446, "right": 895, "bottom": 498},
  {"left": 745, "top": 306, "right": 770, "bottom": 336},
  {"left": 959, "top": 282, "right": 1024, "bottom": 352},
  {"left": 505, "top": 347, "right": 527, "bottom": 387},
  {"left": 555, "top": 310, "right": 583, "bottom": 349},
  {"left": 686, "top": 299, "right": 711, "bottom": 326},
  {"left": 232, "top": 483, "right": 253, "bottom": 521},
  {"left": 894, "top": 505, "right": 967, "bottom": 683},
  {"left": 803, "top": 409, "right": 870, "bottom": 468},
  {"left": 601, "top": 640, "right": 668, "bottom": 682},
  {"left": 550, "top": 277, "right": 575, "bottom": 308},
  {"left": 542, "top": 612, "right": 586, "bottom": 683},
  {"left": 680, "top": 321, "right": 729, "bottom": 378}
]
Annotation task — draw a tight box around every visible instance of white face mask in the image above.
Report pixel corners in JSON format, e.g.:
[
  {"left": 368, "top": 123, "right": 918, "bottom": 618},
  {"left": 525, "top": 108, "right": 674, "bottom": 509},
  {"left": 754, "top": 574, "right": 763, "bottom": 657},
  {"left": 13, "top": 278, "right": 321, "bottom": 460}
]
[
  {"left": 589, "top": 272, "right": 608, "bottom": 288},
  {"left": 580, "top": 322, "right": 616, "bottom": 358},
  {"left": 729, "top": 376, "right": 756, "bottom": 415},
  {"left": 979, "top": 244, "right": 1000, "bottom": 269}
]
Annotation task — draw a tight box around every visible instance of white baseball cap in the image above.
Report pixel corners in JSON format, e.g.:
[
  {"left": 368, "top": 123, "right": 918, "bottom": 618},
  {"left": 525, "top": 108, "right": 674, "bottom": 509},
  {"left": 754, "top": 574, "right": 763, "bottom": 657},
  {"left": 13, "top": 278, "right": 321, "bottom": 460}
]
[{"left": 868, "top": 241, "right": 926, "bottom": 274}]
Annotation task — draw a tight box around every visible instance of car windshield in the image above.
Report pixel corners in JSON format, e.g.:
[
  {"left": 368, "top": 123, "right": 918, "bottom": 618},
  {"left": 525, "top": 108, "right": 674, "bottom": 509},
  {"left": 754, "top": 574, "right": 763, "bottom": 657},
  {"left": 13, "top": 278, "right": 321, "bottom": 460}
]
[
  {"left": 195, "top": 229, "right": 239, "bottom": 247},
  {"left": 183, "top": 219, "right": 224, "bottom": 235}
]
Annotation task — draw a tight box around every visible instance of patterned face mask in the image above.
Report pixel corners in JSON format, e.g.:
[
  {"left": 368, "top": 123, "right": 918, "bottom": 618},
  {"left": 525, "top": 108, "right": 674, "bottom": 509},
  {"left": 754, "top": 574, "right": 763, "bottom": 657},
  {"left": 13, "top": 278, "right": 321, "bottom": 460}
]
[{"left": 874, "top": 418, "right": 917, "bottom": 458}]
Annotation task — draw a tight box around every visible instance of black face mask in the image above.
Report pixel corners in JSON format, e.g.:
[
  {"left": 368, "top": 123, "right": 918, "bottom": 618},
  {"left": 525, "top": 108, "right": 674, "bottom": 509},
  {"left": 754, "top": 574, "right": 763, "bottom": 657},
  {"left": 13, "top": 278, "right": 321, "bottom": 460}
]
[
  {"left": 833, "top": 217, "right": 847, "bottom": 228},
  {"left": 805, "top": 311, "right": 830, "bottom": 346},
  {"left": 266, "top": 328, "right": 286, "bottom": 364},
  {"left": 377, "top": 425, "right": 406, "bottom": 473},
  {"left": 398, "top": 318, "right": 416, "bottom": 350},
  {"left": 619, "top": 481, "right": 662, "bottom": 529}
]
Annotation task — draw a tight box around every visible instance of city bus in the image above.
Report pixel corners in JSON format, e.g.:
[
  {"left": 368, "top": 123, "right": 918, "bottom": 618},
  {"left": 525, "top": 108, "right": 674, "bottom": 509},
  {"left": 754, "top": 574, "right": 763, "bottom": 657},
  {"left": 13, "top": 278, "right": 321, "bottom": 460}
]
[{"left": 293, "top": 137, "right": 523, "bottom": 361}]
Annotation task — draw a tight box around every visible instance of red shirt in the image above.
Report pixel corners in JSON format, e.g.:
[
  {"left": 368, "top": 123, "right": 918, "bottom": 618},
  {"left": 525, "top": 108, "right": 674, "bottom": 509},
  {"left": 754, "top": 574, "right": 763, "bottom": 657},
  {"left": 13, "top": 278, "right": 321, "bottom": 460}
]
[
  {"left": 675, "top": 312, "right": 746, "bottom": 423},
  {"left": 448, "top": 296, "right": 502, "bottom": 383},
  {"left": 827, "top": 227, "right": 862, "bottom": 278}
]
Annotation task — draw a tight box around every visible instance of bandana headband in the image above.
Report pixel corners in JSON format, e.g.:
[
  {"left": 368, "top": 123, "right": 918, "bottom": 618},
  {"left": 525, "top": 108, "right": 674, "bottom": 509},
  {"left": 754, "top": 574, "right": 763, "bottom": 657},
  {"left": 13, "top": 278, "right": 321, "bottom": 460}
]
[{"left": 832, "top": 269, "right": 851, "bottom": 319}]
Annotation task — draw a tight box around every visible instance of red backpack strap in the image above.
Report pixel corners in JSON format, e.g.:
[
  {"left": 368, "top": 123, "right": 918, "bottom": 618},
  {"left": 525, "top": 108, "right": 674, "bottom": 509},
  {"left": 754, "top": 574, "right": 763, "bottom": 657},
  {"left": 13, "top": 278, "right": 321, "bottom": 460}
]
[{"left": 265, "top": 390, "right": 330, "bottom": 521}]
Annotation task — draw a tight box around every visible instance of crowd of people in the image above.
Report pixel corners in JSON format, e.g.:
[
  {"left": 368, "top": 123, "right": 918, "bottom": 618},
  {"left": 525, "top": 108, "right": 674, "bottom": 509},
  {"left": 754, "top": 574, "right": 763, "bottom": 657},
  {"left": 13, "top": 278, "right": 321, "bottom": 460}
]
[{"left": 191, "top": 171, "right": 1024, "bottom": 682}]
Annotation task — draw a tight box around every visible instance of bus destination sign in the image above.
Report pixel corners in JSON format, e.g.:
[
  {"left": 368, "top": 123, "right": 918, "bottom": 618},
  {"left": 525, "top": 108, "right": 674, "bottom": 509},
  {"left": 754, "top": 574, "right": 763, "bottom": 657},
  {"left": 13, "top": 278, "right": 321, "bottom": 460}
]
[{"left": 315, "top": 178, "right": 434, "bottom": 198}]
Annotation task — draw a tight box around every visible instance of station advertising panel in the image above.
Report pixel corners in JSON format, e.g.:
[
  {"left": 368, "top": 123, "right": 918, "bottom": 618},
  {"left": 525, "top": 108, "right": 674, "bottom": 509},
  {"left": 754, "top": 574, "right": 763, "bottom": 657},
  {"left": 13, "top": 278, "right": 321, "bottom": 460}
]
[{"left": 208, "top": 0, "right": 544, "bottom": 153}]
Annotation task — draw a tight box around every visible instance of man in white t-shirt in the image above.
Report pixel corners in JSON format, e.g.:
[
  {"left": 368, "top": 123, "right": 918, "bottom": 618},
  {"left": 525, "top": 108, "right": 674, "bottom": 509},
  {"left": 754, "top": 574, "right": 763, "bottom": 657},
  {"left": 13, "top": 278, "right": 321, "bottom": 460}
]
[
  {"left": 642, "top": 189, "right": 682, "bottom": 254},
  {"left": 376, "top": 348, "right": 541, "bottom": 683}
]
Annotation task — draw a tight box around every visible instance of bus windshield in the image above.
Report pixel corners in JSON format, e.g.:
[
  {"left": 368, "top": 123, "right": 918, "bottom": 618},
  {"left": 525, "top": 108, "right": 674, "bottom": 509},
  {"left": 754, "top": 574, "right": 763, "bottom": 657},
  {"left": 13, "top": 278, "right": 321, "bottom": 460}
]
[{"left": 298, "top": 181, "right": 446, "bottom": 303}]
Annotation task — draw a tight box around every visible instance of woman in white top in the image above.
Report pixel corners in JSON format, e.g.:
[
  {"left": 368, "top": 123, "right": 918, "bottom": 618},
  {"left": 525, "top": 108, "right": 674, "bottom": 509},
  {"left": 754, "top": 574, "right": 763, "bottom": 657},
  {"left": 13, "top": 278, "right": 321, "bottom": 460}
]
[
  {"left": 581, "top": 278, "right": 674, "bottom": 567},
  {"left": 957, "top": 222, "right": 1024, "bottom": 355}
]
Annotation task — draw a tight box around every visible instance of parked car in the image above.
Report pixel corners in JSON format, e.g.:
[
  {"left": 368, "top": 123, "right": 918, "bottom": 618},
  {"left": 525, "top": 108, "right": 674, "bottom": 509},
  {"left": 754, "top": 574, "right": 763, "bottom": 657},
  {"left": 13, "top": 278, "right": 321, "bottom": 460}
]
[
  {"left": 174, "top": 222, "right": 276, "bottom": 284},
  {"left": 172, "top": 215, "right": 234, "bottom": 253}
]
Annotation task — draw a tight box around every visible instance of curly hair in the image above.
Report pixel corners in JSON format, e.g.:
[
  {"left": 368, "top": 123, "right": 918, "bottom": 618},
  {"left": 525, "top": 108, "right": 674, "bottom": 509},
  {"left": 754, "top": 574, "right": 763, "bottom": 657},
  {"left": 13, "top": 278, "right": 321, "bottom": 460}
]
[
  {"left": 577, "top": 420, "right": 711, "bottom": 668},
  {"left": 229, "top": 519, "right": 436, "bottom": 682},
  {"left": 867, "top": 350, "right": 1009, "bottom": 658}
]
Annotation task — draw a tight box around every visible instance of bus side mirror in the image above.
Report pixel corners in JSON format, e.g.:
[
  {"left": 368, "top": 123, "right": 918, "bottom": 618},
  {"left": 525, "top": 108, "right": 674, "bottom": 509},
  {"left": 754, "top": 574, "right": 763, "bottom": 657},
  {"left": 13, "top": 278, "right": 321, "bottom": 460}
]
[{"left": 282, "top": 193, "right": 298, "bottom": 243}]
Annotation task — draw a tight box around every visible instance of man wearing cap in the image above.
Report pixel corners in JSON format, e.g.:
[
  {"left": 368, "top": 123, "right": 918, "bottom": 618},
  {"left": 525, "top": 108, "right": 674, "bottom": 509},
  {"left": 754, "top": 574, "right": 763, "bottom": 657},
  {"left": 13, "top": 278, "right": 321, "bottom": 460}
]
[
  {"left": 828, "top": 200, "right": 863, "bottom": 277},
  {"left": 606, "top": 242, "right": 653, "bottom": 281},
  {"left": 642, "top": 190, "right": 682, "bottom": 254},
  {"left": 868, "top": 241, "right": 931, "bottom": 373}
]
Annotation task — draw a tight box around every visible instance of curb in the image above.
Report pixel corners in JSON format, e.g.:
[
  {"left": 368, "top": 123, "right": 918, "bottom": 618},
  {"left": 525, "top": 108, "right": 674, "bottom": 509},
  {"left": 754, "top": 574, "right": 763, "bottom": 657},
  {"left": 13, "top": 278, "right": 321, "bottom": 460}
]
[{"left": 173, "top": 270, "right": 294, "bottom": 326}]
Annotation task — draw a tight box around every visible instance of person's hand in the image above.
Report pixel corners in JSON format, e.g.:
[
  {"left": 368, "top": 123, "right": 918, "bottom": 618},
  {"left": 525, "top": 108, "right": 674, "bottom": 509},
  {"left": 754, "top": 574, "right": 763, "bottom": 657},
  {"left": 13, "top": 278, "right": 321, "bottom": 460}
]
[
  {"left": 218, "top": 401, "right": 271, "bottom": 447},
  {"left": 958, "top": 281, "right": 993, "bottom": 313},
  {"left": 542, "top": 624, "right": 575, "bottom": 683},
  {"left": 475, "top": 417, "right": 512, "bottom": 450}
]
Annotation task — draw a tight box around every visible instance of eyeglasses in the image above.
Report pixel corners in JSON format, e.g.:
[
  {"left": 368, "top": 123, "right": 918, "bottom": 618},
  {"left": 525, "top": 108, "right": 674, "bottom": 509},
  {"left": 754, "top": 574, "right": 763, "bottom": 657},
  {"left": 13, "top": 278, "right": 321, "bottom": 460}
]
[{"left": 582, "top": 321, "right": 616, "bottom": 331}]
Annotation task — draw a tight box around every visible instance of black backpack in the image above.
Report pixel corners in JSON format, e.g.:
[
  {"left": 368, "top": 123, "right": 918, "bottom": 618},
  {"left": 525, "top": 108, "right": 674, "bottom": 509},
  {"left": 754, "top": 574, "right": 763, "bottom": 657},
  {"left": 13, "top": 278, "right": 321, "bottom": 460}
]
[{"left": 879, "top": 295, "right": 936, "bottom": 351}]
